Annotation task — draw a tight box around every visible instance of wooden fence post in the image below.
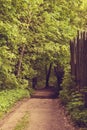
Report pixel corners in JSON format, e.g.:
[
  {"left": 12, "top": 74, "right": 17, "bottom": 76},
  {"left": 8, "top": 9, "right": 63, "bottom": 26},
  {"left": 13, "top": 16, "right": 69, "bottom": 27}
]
[{"left": 70, "top": 31, "right": 87, "bottom": 90}]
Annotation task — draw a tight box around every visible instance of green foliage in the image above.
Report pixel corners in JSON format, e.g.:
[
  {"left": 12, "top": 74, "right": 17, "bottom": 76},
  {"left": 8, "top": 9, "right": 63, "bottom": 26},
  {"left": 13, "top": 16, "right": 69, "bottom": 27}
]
[
  {"left": 0, "top": 89, "right": 30, "bottom": 116},
  {"left": 67, "top": 93, "right": 84, "bottom": 111},
  {"left": 0, "top": 0, "right": 86, "bottom": 128},
  {"left": 60, "top": 69, "right": 87, "bottom": 127},
  {"left": 60, "top": 70, "right": 76, "bottom": 104},
  {"left": 0, "top": 0, "right": 86, "bottom": 90},
  {"left": 70, "top": 109, "right": 87, "bottom": 127}
]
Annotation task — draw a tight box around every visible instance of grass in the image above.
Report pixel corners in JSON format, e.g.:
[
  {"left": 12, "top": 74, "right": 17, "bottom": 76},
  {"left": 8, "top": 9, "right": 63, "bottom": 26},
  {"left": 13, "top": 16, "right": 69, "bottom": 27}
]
[
  {"left": 0, "top": 88, "right": 30, "bottom": 118},
  {"left": 14, "top": 112, "right": 29, "bottom": 130}
]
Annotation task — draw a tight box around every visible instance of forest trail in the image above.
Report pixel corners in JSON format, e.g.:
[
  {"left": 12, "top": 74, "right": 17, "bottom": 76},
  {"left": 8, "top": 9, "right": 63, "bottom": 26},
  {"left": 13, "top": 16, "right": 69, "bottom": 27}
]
[{"left": 0, "top": 88, "right": 78, "bottom": 130}]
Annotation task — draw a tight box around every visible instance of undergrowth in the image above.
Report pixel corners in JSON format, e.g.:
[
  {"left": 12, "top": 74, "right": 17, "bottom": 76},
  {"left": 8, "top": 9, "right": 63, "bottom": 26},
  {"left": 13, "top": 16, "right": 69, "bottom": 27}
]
[
  {"left": 0, "top": 89, "right": 31, "bottom": 117},
  {"left": 60, "top": 70, "right": 87, "bottom": 128}
]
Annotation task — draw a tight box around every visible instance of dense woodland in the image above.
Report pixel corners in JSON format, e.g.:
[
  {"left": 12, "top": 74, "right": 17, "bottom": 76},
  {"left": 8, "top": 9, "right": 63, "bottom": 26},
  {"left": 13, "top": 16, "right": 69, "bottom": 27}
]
[{"left": 0, "top": 0, "right": 87, "bottom": 128}]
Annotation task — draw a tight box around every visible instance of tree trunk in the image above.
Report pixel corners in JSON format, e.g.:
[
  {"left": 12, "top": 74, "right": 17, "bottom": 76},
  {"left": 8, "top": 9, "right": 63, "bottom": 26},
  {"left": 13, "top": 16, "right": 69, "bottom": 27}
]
[
  {"left": 54, "top": 65, "right": 64, "bottom": 91},
  {"left": 32, "top": 77, "right": 37, "bottom": 89},
  {"left": 16, "top": 44, "right": 25, "bottom": 77},
  {"left": 45, "top": 63, "right": 52, "bottom": 88}
]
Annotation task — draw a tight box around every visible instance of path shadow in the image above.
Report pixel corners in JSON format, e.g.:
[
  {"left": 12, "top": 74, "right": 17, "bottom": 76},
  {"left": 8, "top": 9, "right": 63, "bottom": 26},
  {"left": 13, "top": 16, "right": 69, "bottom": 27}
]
[{"left": 31, "top": 87, "right": 58, "bottom": 99}]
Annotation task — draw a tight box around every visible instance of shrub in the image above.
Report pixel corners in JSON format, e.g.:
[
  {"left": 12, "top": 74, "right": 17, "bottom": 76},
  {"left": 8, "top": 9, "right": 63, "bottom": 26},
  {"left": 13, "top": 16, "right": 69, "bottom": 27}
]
[
  {"left": 0, "top": 89, "right": 30, "bottom": 117},
  {"left": 70, "top": 109, "right": 87, "bottom": 127},
  {"left": 59, "top": 70, "right": 87, "bottom": 128},
  {"left": 59, "top": 71, "right": 76, "bottom": 105}
]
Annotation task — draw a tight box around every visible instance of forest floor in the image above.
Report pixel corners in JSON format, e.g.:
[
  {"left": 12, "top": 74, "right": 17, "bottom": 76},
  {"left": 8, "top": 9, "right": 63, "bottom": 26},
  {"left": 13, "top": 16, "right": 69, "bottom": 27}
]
[{"left": 0, "top": 88, "right": 79, "bottom": 130}]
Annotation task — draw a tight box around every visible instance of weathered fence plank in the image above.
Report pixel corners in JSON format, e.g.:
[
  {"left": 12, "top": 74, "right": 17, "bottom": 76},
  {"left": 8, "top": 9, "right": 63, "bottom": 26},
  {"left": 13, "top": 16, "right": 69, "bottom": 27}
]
[
  {"left": 70, "top": 31, "right": 87, "bottom": 107},
  {"left": 70, "top": 31, "right": 87, "bottom": 90}
]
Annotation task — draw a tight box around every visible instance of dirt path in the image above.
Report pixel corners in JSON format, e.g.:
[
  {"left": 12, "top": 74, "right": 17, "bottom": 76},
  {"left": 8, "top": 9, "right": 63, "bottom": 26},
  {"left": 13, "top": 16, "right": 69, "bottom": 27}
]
[{"left": 0, "top": 89, "right": 78, "bottom": 130}]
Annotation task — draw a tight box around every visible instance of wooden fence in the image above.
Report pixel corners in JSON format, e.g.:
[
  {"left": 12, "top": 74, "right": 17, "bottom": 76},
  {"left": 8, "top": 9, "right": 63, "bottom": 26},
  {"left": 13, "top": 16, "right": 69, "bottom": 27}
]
[{"left": 70, "top": 31, "right": 87, "bottom": 90}]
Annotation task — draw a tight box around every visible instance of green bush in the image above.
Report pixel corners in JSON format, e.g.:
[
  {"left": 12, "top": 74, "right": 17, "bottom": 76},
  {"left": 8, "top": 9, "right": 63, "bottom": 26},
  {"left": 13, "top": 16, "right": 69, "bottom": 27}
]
[
  {"left": 70, "top": 109, "right": 87, "bottom": 127},
  {"left": 0, "top": 70, "right": 29, "bottom": 90},
  {"left": 66, "top": 91, "right": 87, "bottom": 127},
  {"left": 0, "top": 89, "right": 30, "bottom": 117},
  {"left": 59, "top": 71, "right": 76, "bottom": 105},
  {"left": 59, "top": 70, "right": 87, "bottom": 128},
  {"left": 67, "top": 92, "right": 84, "bottom": 111}
]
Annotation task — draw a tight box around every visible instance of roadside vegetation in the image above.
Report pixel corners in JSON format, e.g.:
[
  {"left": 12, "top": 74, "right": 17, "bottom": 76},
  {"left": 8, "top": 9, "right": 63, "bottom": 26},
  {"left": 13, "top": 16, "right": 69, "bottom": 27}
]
[
  {"left": 0, "top": 0, "right": 87, "bottom": 129},
  {"left": 60, "top": 69, "right": 87, "bottom": 128},
  {"left": 0, "top": 89, "right": 30, "bottom": 118}
]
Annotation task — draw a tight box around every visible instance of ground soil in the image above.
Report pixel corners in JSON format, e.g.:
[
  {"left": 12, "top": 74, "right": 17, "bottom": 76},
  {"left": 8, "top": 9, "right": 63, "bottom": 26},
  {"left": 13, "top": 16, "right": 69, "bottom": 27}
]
[{"left": 0, "top": 88, "right": 79, "bottom": 130}]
